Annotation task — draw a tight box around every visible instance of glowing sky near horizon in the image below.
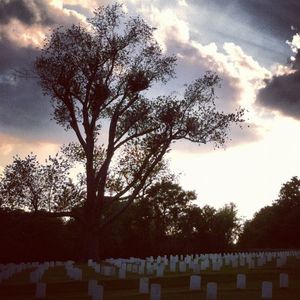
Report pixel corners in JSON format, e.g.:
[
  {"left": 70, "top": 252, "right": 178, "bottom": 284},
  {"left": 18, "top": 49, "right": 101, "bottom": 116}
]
[{"left": 1, "top": 0, "right": 300, "bottom": 220}]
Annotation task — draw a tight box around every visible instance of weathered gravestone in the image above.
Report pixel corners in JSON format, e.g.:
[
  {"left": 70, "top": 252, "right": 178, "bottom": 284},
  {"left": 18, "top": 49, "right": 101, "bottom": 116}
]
[
  {"left": 88, "top": 279, "right": 97, "bottom": 296},
  {"left": 92, "top": 284, "right": 103, "bottom": 300},
  {"left": 262, "top": 281, "right": 272, "bottom": 299},
  {"left": 189, "top": 275, "right": 201, "bottom": 290},
  {"left": 236, "top": 274, "right": 246, "bottom": 289},
  {"left": 206, "top": 282, "right": 217, "bottom": 300},
  {"left": 35, "top": 282, "right": 46, "bottom": 299},
  {"left": 150, "top": 283, "right": 161, "bottom": 300},
  {"left": 118, "top": 268, "right": 126, "bottom": 279},
  {"left": 179, "top": 261, "right": 186, "bottom": 272},
  {"left": 139, "top": 277, "right": 149, "bottom": 294},
  {"left": 279, "top": 273, "right": 288, "bottom": 288}
]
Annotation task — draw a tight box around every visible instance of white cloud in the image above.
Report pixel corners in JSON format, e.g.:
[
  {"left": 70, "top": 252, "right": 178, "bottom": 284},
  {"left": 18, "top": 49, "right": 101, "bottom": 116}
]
[
  {"left": 0, "top": 19, "right": 46, "bottom": 48},
  {"left": 287, "top": 32, "right": 300, "bottom": 53}
]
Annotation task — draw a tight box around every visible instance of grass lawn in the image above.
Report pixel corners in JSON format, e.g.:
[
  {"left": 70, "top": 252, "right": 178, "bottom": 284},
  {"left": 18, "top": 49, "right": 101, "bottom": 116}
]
[{"left": 0, "top": 256, "right": 300, "bottom": 299}]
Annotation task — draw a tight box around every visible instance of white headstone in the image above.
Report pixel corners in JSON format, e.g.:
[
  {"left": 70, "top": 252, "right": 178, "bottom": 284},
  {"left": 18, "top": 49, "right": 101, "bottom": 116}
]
[
  {"left": 132, "top": 264, "right": 138, "bottom": 273},
  {"left": 74, "top": 268, "right": 82, "bottom": 280},
  {"left": 139, "top": 277, "right": 149, "bottom": 294},
  {"left": 179, "top": 261, "right": 186, "bottom": 272},
  {"left": 88, "top": 279, "right": 97, "bottom": 296},
  {"left": 236, "top": 274, "right": 246, "bottom": 289},
  {"left": 212, "top": 262, "right": 221, "bottom": 271},
  {"left": 35, "top": 282, "right": 46, "bottom": 299},
  {"left": 127, "top": 264, "right": 132, "bottom": 272},
  {"left": 239, "top": 257, "right": 245, "bottom": 266},
  {"left": 169, "top": 262, "right": 176, "bottom": 272},
  {"left": 138, "top": 264, "right": 145, "bottom": 274},
  {"left": 94, "top": 264, "right": 101, "bottom": 273},
  {"left": 156, "top": 265, "right": 164, "bottom": 277},
  {"left": 206, "top": 282, "right": 217, "bottom": 300},
  {"left": 248, "top": 259, "right": 255, "bottom": 269},
  {"left": 189, "top": 275, "right": 201, "bottom": 290},
  {"left": 262, "top": 281, "right": 272, "bottom": 299},
  {"left": 231, "top": 259, "right": 238, "bottom": 268},
  {"left": 279, "top": 273, "right": 288, "bottom": 288},
  {"left": 150, "top": 283, "right": 161, "bottom": 300},
  {"left": 92, "top": 284, "right": 103, "bottom": 300},
  {"left": 118, "top": 268, "right": 126, "bottom": 279},
  {"left": 30, "top": 272, "right": 40, "bottom": 283},
  {"left": 192, "top": 264, "right": 201, "bottom": 273}
]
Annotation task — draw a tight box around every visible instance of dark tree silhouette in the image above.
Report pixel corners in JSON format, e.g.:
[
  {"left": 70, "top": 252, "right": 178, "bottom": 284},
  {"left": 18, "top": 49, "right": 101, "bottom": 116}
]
[
  {"left": 0, "top": 153, "right": 83, "bottom": 214},
  {"left": 34, "top": 4, "right": 244, "bottom": 259},
  {"left": 238, "top": 176, "right": 300, "bottom": 249}
]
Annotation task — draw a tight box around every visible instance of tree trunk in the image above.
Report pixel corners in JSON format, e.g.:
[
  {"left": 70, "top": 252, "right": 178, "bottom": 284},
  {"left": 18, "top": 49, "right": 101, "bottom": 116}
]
[{"left": 82, "top": 222, "right": 100, "bottom": 261}]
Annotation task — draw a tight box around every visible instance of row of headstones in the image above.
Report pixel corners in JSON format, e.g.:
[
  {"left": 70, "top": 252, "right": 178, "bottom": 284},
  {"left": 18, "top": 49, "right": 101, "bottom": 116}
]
[
  {"left": 0, "top": 261, "right": 58, "bottom": 284},
  {"left": 34, "top": 279, "right": 103, "bottom": 299},
  {"left": 34, "top": 272, "right": 289, "bottom": 299},
  {"left": 2, "top": 250, "right": 295, "bottom": 284},
  {"left": 141, "top": 273, "right": 288, "bottom": 300},
  {"left": 103, "top": 251, "right": 298, "bottom": 279},
  {"left": 0, "top": 260, "right": 75, "bottom": 285},
  {"left": 0, "top": 262, "right": 42, "bottom": 283}
]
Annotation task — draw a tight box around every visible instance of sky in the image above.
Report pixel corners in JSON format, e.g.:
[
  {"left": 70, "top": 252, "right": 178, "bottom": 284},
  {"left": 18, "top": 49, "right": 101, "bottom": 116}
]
[{"left": 1, "top": 0, "right": 300, "bottom": 220}]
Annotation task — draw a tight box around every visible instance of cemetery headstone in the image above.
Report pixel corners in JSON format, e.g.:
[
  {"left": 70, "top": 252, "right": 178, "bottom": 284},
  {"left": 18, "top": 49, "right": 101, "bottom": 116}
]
[
  {"left": 88, "top": 279, "right": 97, "bottom": 296},
  {"left": 150, "top": 283, "right": 161, "bottom": 300},
  {"left": 207, "top": 282, "right": 217, "bottom": 300},
  {"left": 262, "top": 281, "right": 272, "bottom": 299},
  {"left": 92, "top": 284, "right": 103, "bottom": 300},
  {"left": 279, "top": 273, "right": 288, "bottom": 288},
  {"left": 139, "top": 277, "right": 149, "bottom": 294},
  {"left": 189, "top": 275, "right": 201, "bottom": 290},
  {"left": 236, "top": 274, "right": 246, "bottom": 289},
  {"left": 35, "top": 282, "right": 46, "bottom": 299}
]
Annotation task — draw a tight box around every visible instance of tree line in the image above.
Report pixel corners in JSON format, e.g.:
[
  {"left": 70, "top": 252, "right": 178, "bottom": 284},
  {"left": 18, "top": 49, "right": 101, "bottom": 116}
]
[{"left": 0, "top": 151, "right": 299, "bottom": 262}]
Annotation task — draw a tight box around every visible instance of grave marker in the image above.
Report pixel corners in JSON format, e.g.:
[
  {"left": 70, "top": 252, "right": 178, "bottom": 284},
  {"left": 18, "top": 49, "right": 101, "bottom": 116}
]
[
  {"left": 236, "top": 274, "right": 246, "bottom": 289},
  {"left": 189, "top": 275, "right": 201, "bottom": 290},
  {"left": 279, "top": 273, "right": 288, "bottom": 288},
  {"left": 150, "top": 283, "right": 161, "bottom": 300},
  {"left": 35, "top": 282, "right": 46, "bottom": 299},
  {"left": 262, "top": 281, "right": 272, "bottom": 299},
  {"left": 139, "top": 277, "right": 149, "bottom": 294},
  {"left": 207, "top": 282, "right": 217, "bottom": 300},
  {"left": 92, "top": 284, "right": 103, "bottom": 300},
  {"left": 88, "top": 279, "right": 97, "bottom": 296}
]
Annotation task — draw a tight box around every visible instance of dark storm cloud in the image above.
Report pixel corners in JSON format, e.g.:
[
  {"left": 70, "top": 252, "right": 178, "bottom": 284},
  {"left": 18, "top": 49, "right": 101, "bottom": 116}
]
[
  {"left": 0, "top": 35, "right": 37, "bottom": 72},
  {"left": 0, "top": 0, "right": 57, "bottom": 25},
  {"left": 0, "top": 1, "right": 85, "bottom": 141},
  {"left": 0, "top": 31, "right": 55, "bottom": 137},
  {"left": 0, "top": 0, "right": 83, "bottom": 26},
  {"left": 0, "top": 78, "right": 51, "bottom": 129},
  {"left": 257, "top": 51, "right": 300, "bottom": 120}
]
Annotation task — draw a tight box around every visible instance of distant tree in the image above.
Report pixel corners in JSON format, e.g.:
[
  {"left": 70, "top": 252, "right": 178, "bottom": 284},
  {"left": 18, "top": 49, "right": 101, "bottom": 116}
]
[
  {"left": 277, "top": 176, "right": 300, "bottom": 209},
  {"left": 99, "top": 180, "right": 196, "bottom": 257},
  {"left": 179, "top": 203, "right": 240, "bottom": 253},
  {"left": 0, "top": 153, "right": 84, "bottom": 213},
  {"left": 210, "top": 203, "right": 241, "bottom": 250},
  {"left": 238, "top": 176, "right": 300, "bottom": 249},
  {"left": 34, "top": 4, "right": 244, "bottom": 259}
]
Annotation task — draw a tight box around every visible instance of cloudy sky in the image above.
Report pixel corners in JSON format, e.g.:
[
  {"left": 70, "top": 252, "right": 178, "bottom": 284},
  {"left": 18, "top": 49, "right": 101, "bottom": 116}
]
[{"left": 1, "top": 0, "right": 300, "bottom": 220}]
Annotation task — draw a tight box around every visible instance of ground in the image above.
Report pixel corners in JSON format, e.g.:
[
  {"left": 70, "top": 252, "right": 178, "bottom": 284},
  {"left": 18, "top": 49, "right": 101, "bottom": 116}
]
[{"left": 1, "top": 255, "right": 300, "bottom": 299}]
